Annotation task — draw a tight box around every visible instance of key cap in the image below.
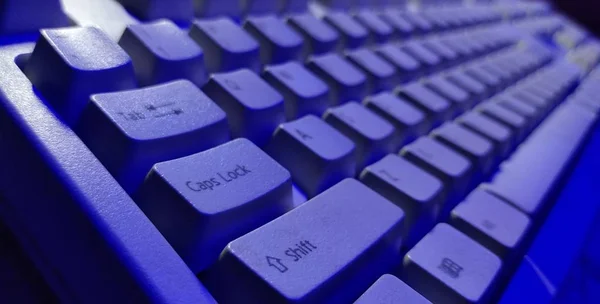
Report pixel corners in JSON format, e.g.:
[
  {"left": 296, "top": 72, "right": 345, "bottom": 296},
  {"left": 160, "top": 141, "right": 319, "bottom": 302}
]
[
  {"left": 117, "top": 0, "right": 193, "bottom": 23},
  {"left": 396, "top": 82, "right": 453, "bottom": 128},
  {"left": 496, "top": 95, "right": 540, "bottom": 127},
  {"left": 205, "top": 179, "right": 405, "bottom": 304},
  {"left": 195, "top": 0, "right": 242, "bottom": 20},
  {"left": 376, "top": 45, "right": 421, "bottom": 83},
  {"left": 402, "top": 12, "right": 433, "bottom": 34},
  {"left": 401, "top": 41, "right": 442, "bottom": 74},
  {"left": 382, "top": 12, "right": 413, "bottom": 36},
  {"left": 77, "top": 80, "right": 229, "bottom": 193},
  {"left": 346, "top": 48, "right": 396, "bottom": 94},
  {"left": 0, "top": 0, "right": 69, "bottom": 35},
  {"left": 451, "top": 189, "right": 530, "bottom": 259},
  {"left": 203, "top": 69, "right": 284, "bottom": 146},
  {"left": 431, "top": 122, "right": 495, "bottom": 178},
  {"left": 287, "top": 13, "right": 339, "bottom": 56},
  {"left": 354, "top": 10, "right": 393, "bottom": 44},
  {"left": 136, "top": 138, "right": 292, "bottom": 273},
  {"left": 423, "top": 39, "right": 459, "bottom": 68},
  {"left": 401, "top": 137, "right": 473, "bottom": 214},
  {"left": 244, "top": 15, "right": 304, "bottom": 65},
  {"left": 268, "top": 115, "right": 355, "bottom": 197},
  {"left": 457, "top": 111, "right": 512, "bottom": 159},
  {"left": 445, "top": 70, "right": 487, "bottom": 103},
  {"left": 24, "top": 27, "right": 137, "bottom": 125},
  {"left": 480, "top": 61, "right": 512, "bottom": 86},
  {"left": 354, "top": 274, "right": 432, "bottom": 304},
  {"left": 403, "top": 223, "right": 502, "bottom": 304},
  {"left": 477, "top": 102, "right": 527, "bottom": 142},
  {"left": 464, "top": 64, "right": 502, "bottom": 95},
  {"left": 364, "top": 92, "right": 428, "bottom": 146},
  {"left": 324, "top": 12, "right": 369, "bottom": 50},
  {"left": 263, "top": 62, "right": 329, "bottom": 120},
  {"left": 324, "top": 102, "right": 397, "bottom": 169},
  {"left": 360, "top": 154, "right": 444, "bottom": 248},
  {"left": 189, "top": 18, "right": 260, "bottom": 73},
  {"left": 486, "top": 104, "right": 597, "bottom": 216},
  {"left": 307, "top": 53, "right": 367, "bottom": 105},
  {"left": 425, "top": 75, "right": 471, "bottom": 114},
  {"left": 119, "top": 20, "right": 207, "bottom": 87}
]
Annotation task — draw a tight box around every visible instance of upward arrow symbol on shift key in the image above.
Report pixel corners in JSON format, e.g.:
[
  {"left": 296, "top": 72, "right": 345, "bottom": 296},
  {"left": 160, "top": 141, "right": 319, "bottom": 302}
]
[{"left": 266, "top": 256, "right": 288, "bottom": 273}]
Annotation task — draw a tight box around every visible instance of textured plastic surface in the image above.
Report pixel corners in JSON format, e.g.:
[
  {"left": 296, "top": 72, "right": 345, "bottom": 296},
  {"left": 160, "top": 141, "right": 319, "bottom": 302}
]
[
  {"left": 269, "top": 115, "right": 355, "bottom": 198},
  {"left": 136, "top": 138, "right": 293, "bottom": 273},
  {"left": 206, "top": 179, "right": 405, "bottom": 303},
  {"left": 77, "top": 80, "right": 229, "bottom": 193}
]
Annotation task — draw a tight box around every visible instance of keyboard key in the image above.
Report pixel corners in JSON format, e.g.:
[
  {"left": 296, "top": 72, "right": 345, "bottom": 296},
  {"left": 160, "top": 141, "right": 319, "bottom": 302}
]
[
  {"left": 189, "top": 18, "right": 260, "bottom": 73},
  {"left": 425, "top": 75, "right": 471, "bottom": 114},
  {"left": 24, "top": 27, "right": 137, "bottom": 125},
  {"left": 78, "top": 80, "right": 229, "bottom": 193},
  {"left": 354, "top": 274, "right": 432, "bottom": 304},
  {"left": 307, "top": 53, "right": 367, "bottom": 105},
  {"left": 423, "top": 39, "right": 459, "bottom": 68},
  {"left": 486, "top": 104, "right": 597, "bottom": 216},
  {"left": 396, "top": 82, "right": 453, "bottom": 128},
  {"left": 376, "top": 45, "right": 421, "bottom": 83},
  {"left": 354, "top": 10, "right": 393, "bottom": 44},
  {"left": 324, "top": 12, "right": 369, "bottom": 50},
  {"left": 269, "top": 115, "right": 355, "bottom": 197},
  {"left": 477, "top": 102, "right": 527, "bottom": 142},
  {"left": 457, "top": 111, "right": 512, "bottom": 159},
  {"left": 496, "top": 95, "right": 540, "bottom": 126},
  {"left": 380, "top": 10, "right": 415, "bottom": 38},
  {"left": 464, "top": 64, "right": 502, "bottom": 95},
  {"left": 119, "top": 20, "right": 207, "bottom": 87},
  {"left": 287, "top": 13, "right": 339, "bottom": 56},
  {"left": 205, "top": 179, "right": 405, "bottom": 303},
  {"left": 402, "top": 12, "right": 433, "bottom": 34},
  {"left": 401, "top": 137, "right": 473, "bottom": 214},
  {"left": 451, "top": 189, "right": 530, "bottom": 259},
  {"left": 402, "top": 41, "right": 442, "bottom": 74},
  {"left": 361, "top": 154, "right": 444, "bottom": 247},
  {"left": 244, "top": 15, "right": 304, "bottom": 65},
  {"left": 136, "top": 138, "right": 292, "bottom": 273},
  {"left": 195, "top": 0, "right": 242, "bottom": 19},
  {"left": 446, "top": 70, "right": 486, "bottom": 104},
  {"left": 203, "top": 69, "right": 284, "bottom": 146},
  {"left": 117, "top": 0, "right": 193, "bottom": 23},
  {"left": 364, "top": 92, "right": 428, "bottom": 145},
  {"left": 263, "top": 62, "right": 329, "bottom": 120},
  {"left": 346, "top": 48, "right": 396, "bottom": 94},
  {"left": 403, "top": 223, "right": 502, "bottom": 304},
  {"left": 324, "top": 102, "right": 396, "bottom": 169},
  {"left": 431, "top": 122, "right": 495, "bottom": 178}
]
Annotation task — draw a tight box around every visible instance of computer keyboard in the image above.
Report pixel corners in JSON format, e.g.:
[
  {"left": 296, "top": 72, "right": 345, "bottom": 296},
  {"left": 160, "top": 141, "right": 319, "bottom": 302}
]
[{"left": 0, "top": 0, "right": 599, "bottom": 303}]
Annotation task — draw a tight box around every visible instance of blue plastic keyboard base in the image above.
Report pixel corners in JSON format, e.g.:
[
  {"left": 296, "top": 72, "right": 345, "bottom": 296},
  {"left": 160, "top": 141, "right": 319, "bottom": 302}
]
[
  {"left": 500, "top": 123, "right": 600, "bottom": 303},
  {"left": 0, "top": 43, "right": 215, "bottom": 303}
]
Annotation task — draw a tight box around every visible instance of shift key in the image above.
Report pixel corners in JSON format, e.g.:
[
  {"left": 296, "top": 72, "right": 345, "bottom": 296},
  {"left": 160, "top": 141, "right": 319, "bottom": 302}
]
[{"left": 205, "top": 179, "right": 405, "bottom": 304}]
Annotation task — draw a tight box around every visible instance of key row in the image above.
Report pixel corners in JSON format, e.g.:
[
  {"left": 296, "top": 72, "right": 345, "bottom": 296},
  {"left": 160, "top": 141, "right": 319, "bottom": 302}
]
[
  {"left": 125, "top": 42, "right": 563, "bottom": 280},
  {"left": 115, "top": 0, "right": 525, "bottom": 29},
  {"left": 199, "top": 96, "right": 595, "bottom": 304},
  {"left": 24, "top": 20, "right": 521, "bottom": 127}
]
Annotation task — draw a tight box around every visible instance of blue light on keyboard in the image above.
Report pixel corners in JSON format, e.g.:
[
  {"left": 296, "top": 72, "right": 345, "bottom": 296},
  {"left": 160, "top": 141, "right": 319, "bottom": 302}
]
[{"left": 0, "top": 0, "right": 599, "bottom": 303}]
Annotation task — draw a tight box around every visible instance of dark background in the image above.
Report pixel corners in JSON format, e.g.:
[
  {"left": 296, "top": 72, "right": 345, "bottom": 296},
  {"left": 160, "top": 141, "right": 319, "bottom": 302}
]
[{"left": 552, "top": 0, "right": 600, "bottom": 36}]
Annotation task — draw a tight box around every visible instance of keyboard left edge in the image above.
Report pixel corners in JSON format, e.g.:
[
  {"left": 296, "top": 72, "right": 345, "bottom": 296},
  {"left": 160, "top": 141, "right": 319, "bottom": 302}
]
[{"left": 0, "top": 43, "right": 216, "bottom": 304}]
